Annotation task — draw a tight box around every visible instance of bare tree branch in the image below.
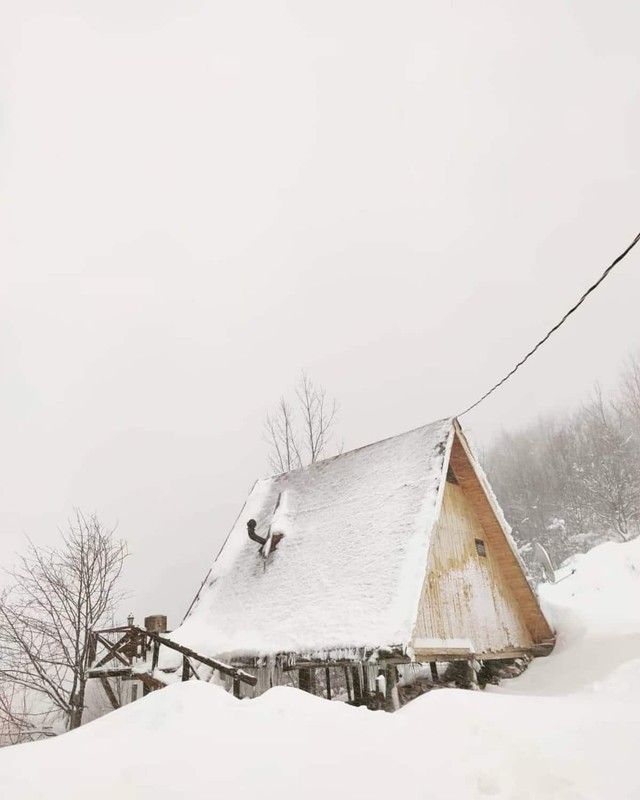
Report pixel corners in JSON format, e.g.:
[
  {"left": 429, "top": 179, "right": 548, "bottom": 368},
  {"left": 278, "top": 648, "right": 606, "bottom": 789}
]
[
  {"left": 264, "top": 373, "right": 339, "bottom": 472},
  {"left": 0, "top": 512, "right": 128, "bottom": 737}
]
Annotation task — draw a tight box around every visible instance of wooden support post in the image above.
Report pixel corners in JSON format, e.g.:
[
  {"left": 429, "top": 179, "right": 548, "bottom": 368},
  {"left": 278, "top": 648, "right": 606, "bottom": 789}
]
[
  {"left": 430, "top": 661, "right": 439, "bottom": 682},
  {"left": 351, "top": 665, "right": 362, "bottom": 705},
  {"left": 151, "top": 640, "right": 160, "bottom": 671},
  {"left": 298, "top": 667, "right": 316, "bottom": 694},
  {"left": 87, "top": 632, "right": 97, "bottom": 666},
  {"left": 233, "top": 677, "right": 241, "bottom": 698},
  {"left": 361, "top": 664, "right": 370, "bottom": 700},
  {"left": 181, "top": 655, "right": 190, "bottom": 682},
  {"left": 325, "top": 667, "right": 332, "bottom": 700},
  {"left": 344, "top": 666, "right": 352, "bottom": 703},
  {"left": 385, "top": 664, "right": 400, "bottom": 712},
  {"left": 469, "top": 660, "right": 480, "bottom": 691}
]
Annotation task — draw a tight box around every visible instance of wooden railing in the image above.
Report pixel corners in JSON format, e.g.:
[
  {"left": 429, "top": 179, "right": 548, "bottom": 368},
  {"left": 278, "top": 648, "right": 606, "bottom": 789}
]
[{"left": 87, "top": 624, "right": 256, "bottom": 708}]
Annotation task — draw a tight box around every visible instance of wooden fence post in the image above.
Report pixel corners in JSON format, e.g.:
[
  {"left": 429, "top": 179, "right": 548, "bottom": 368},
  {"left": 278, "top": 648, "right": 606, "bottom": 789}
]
[{"left": 351, "top": 665, "right": 362, "bottom": 705}]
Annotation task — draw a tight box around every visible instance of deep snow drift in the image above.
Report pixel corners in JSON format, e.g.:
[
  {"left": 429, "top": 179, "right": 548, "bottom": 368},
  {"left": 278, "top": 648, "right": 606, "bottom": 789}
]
[{"left": 0, "top": 539, "right": 639, "bottom": 800}]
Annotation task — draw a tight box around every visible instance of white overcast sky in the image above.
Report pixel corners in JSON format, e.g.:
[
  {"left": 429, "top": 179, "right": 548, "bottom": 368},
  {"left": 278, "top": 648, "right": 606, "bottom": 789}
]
[{"left": 1, "top": 1, "right": 639, "bottom": 626}]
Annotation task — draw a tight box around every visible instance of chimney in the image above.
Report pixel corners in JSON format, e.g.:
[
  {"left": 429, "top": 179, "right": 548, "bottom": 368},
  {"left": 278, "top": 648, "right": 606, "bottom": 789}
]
[{"left": 247, "top": 519, "right": 267, "bottom": 546}]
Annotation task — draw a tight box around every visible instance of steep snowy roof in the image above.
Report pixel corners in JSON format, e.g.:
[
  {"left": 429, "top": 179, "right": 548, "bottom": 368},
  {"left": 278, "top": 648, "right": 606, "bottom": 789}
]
[{"left": 174, "top": 418, "right": 454, "bottom": 659}]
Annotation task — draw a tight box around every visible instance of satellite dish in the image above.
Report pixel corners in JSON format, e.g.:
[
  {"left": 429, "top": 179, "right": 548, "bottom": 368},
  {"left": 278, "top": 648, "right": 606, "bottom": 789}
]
[{"left": 533, "top": 542, "right": 556, "bottom": 583}]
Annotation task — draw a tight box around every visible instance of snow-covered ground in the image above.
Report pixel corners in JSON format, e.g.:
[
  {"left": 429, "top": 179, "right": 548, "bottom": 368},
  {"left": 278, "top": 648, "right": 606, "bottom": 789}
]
[{"left": 1, "top": 539, "right": 639, "bottom": 799}]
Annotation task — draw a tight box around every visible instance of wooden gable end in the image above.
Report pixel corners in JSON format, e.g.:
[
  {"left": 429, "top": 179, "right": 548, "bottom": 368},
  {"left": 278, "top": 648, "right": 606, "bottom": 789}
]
[{"left": 411, "top": 428, "right": 554, "bottom": 660}]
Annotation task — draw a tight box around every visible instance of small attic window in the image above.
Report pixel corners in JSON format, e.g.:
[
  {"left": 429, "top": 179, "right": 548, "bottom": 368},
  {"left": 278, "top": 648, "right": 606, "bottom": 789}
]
[
  {"left": 475, "top": 538, "right": 487, "bottom": 558},
  {"left": 446, "top": 465, "right": 458, "bottom": 484}
]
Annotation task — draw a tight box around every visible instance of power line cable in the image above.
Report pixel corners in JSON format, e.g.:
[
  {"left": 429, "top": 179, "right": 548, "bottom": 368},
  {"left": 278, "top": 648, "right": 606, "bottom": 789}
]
[{"left": 458, "top": 229, "right": 640, "bottom": 417}]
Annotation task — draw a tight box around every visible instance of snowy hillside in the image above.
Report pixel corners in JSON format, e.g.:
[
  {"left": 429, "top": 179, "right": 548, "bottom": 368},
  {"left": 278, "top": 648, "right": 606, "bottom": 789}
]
[{"left": 0, "top": 539, "right": 639, "bottom": 800}]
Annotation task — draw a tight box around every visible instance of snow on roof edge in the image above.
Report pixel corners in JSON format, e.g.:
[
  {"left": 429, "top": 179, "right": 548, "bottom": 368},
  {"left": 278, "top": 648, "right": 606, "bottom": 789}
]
[
  {"left": 181, "top": 477, "right": 260, "bottom": 624},
  {"left": 401, "top": 421, "right": 455, "bottom": 651}
]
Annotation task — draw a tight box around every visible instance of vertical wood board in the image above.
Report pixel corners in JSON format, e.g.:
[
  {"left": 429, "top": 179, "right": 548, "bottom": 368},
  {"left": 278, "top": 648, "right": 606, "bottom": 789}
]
[{"left": 412, "top": 474, "right": 533, "bottom": 653}]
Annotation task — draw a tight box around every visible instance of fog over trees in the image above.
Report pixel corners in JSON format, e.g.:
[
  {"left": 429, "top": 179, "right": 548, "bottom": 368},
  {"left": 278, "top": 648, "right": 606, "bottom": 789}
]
[{"left": 484, "top": 354, "right": 640, "bottom": 572}]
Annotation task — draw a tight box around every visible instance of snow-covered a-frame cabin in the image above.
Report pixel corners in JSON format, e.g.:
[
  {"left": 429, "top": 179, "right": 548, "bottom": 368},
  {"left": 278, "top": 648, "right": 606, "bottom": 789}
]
[{"left": 174, "top": 417, "right": 555, "bottom": 708}]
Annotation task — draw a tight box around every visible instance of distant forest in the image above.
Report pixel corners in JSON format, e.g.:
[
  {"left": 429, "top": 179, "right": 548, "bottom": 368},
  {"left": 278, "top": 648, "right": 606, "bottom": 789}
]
[{"left": 484, "top": 354, "right": 640, "bottom": 573}]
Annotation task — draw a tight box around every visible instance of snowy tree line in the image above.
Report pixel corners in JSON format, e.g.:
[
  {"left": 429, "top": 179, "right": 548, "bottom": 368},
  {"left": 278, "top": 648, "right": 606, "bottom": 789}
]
[{"left": 484, "top": 354, "right": 640, "bottom": 570}]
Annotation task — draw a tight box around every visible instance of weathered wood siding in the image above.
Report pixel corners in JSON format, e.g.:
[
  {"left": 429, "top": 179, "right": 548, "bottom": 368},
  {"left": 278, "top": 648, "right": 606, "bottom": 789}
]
[
  {"left": 450, "top": 427, "right": 554, "bottom": 646},
  {"left": 412, "top": 476, "right": 533, "bottom": 657}
]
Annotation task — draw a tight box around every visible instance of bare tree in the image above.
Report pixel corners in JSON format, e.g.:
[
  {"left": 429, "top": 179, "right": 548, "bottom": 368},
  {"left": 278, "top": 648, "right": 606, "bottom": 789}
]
[
  {"left": 571, "top": 387, "right": 640, "bottom": 542},
  {"left": 621, "top": 353, "right": 640, "bottom": 423},
  {"left": 296, "top": 372, "right": 337, "bottom": 463},
  {"left": 0, "top": 680, "right": 56, "bottom": 745},
  {"left": 265, "top": 397, "right": 302, "bottom": 473},
  {"left": 0, "top": 511, "right": 127, "bottom": 735},
  {"left": 265, "top": 373, "right": 339, "bottom": 472}
]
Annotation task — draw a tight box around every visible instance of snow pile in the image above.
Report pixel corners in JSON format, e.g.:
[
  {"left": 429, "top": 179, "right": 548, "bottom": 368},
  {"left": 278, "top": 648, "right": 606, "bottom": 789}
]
[
  {"left": 175, "top": 419, "right": 453, "bottom": 658},
  {"left": 500, "top": 538, "right": 640, "bottom": 697},
  {"left": 1, "top": 538, "right": 639, "bottom": 799}
]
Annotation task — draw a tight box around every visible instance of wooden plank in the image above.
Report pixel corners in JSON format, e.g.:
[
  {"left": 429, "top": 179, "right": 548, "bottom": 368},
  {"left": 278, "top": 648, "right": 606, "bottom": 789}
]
[
  {"left": 94, "top": 634, "right": 130, "bottom": 668},
  {"left": 279, "top": 652, "right": 409, "bottom": 672},
  {"left": 93, "top": 625, "right": 136, "bottom": 635},
  {"left": 451, "top": 426, "right": 555, "bottom": 646},
  {"left": 87, "top": 632, "right": 97, "bottom": 666},
  {"left": 344, "top": 666, "right": 352, "bottom": 702},
  {"left": 88, "top": 667, "right": 132, "bottom": 679},
  {"left": 325, "top": 667, "right": 332, "bottom": 700},
  {"left": 181, "top": 655, "right": 190, "bottom": 682},
  {"left": 351, "top": 666, "right": 362, "bottom": 705},
  {"left": 151, "top": 640, "right": 160, "bottom": 671},
  {"left": 430, "top": 662, "right": 438, "bottom": 682},
  {"left": 233, "top": 678, "right": 241, "bottom": 698},
  {"left": 99, "top": 677, "right": 120, "bottom": 710},
  {"left": 137, "top": 673, "right": 164, "bottom": 692},
  {"left": 414, "top": 647, "right": 533, "bottom": 661},
  {"left": 130, "top": 627, "right": 257, "bottom": 686}
]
